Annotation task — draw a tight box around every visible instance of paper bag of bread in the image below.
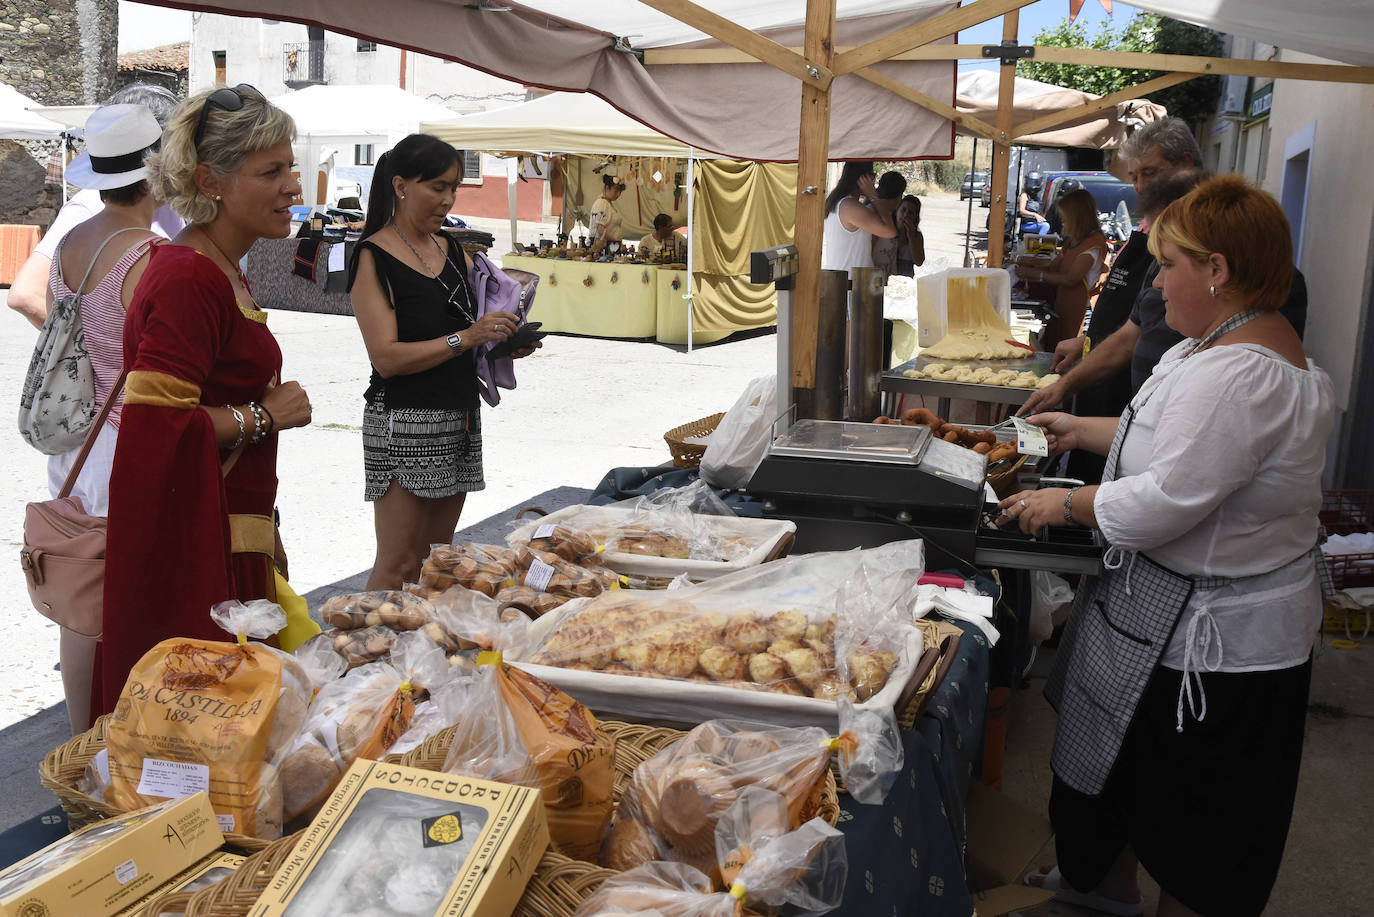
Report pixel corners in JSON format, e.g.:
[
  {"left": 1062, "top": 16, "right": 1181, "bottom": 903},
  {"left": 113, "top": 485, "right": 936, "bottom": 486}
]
[
  {"left": 105, "top": 600, "right": 314, "bottom": 839},
  {"left": 442, "top": 655, "right": 615, "bottom": 861},
  {"left": 279, "top": 631, "right": 451, "bottom": 823}
]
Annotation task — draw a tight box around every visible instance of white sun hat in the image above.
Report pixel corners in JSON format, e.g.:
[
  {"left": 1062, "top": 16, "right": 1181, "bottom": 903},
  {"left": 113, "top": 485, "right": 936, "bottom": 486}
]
[{"left": 65, "top": 103, "right": 162, "bottom": 191}]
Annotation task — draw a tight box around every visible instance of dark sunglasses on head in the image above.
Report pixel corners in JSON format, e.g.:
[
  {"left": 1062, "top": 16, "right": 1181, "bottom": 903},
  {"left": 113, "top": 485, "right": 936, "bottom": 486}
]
[{"left": 193, "top": 84, "right": 256, "bottom": 147}]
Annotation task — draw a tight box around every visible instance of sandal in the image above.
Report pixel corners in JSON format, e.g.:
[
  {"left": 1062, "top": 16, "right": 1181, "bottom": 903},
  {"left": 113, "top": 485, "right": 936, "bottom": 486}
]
[{"left": 1025, "top": 866, "right": 1144, "bottom": 917}]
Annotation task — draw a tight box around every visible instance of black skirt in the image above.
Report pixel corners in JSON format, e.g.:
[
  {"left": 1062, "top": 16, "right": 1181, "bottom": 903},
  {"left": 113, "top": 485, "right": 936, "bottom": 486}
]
[{"left": 1050, "top": 658, "right": 1313, "bottom": 917}]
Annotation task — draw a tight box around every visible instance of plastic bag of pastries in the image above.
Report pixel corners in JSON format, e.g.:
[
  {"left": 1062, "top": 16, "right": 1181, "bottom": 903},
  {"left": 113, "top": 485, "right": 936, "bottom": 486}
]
[
  {"left": 318, "top": 589, "right": 434, "bottom": 632},
  {"left": 419, "top": 542, "right": 520, "bottom": 597},
  {"left": 441, "top": 655, "right": 615, "bottom": 862},
  {"left": 512, "top": 544, "right": 621, "bottom": 599},
  {"left": 422, "top": 585, "right": 533, "bottom": 654},
  {"left": 575, "top": 805, "right": 845, "bottom": 917},
  {"left": 493, "top": 583, "right": 568, "bottom": 618},
  {"left": 525, "top": 592, "right": 895, "bottom": 703},
  {"left": 601, "top": 719, "right": 832, "bottom": 876},
  {"left": 279, "top": 632, "right": 452, "bottom": 823},
  {"left": 571, "top": 861, "right": 733, "bottom": 917},
  {"left": 832, "top": 541, "right": 926, "bottom": 703},
  {"left": 603, "top": 707, "right": 901, "bottom": 875},
  {"left": 104, "top": 600, "right": 316, "bottom": 839},
  {"left": 713, "top": 788, "right": 847, "bottom": 915},
  {"left": 388, "top": 675, "right": 473, "bottom": 757},
  {"left": 507, "top": 520, "right": 603, "bottom": 564}
]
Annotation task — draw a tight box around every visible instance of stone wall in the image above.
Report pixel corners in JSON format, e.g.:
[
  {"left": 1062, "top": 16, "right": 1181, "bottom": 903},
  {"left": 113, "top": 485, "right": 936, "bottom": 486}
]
[
  {"left": 0, "top": 0, "right": 118, "bottom": 105},
  {"left": 0, "top": 141, "right": 60, "bottom": 227}
]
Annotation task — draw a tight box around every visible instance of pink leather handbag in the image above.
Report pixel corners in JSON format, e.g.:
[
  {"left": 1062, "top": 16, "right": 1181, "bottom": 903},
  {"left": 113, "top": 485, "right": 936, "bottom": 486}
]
[{"left": 19, "top": 371, "right": 124, "bottom": 638}]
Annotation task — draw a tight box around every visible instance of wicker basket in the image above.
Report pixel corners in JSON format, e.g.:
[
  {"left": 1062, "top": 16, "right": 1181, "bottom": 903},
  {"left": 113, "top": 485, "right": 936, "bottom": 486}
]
[
  {"left": 664, "top": 412, "right": 724, "bottom": 468},
  {"left": 169, "top": 718, "right": 834, "bottom": 917},
  {"left": 40, "top": 715, "right": 272, "bottom": 853}
]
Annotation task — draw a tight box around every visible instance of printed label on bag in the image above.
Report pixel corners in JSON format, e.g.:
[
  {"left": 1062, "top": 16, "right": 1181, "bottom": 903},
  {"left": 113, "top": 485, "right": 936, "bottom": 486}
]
[
  {"left": 1010, "top": 417, "right": 1049, "bottom": 457},
  {"left": 93, "top": 748, "right": 110, "bottom": 783},
  {"left": 524, "top": 559, "right": 556, "bottom": 592},
  {"left": 533, "top": 524, "right": 557, "bottom": 539},
  {"left": 216, "top": 814, "right": 236, "bottom": 833},
  {"left": 114, "top": 859, "right": 138, "bottom": 884},
  {"left": 136, "top": 758, "right": 210, "bottom": 799}
]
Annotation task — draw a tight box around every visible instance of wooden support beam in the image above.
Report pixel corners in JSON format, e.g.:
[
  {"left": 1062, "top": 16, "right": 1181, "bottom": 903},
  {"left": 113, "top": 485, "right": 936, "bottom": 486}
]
[
  {"left": 986, "top": 10, "right": 1018, "bottom": 270},
  {"left": 648, "top": 45, "right": 1374, "bottom": 87},
  {"left": 790, "top": 0, "right": 837, "bottom": 397},
  {"left": 1030, "top": 46, "right": 1374, "bottom": 84},
  {"left": 832, "top": 0, "right": 1035, "bottom": 76},
  {"left": 635, "top": 0, "right": 831, "bottom": 88},
  {"left": 1010, "top": 71, "right": 1198, "bottom": 140},
  {"left": 854, "top": 66, "right": 1002, "bottom": 142}
]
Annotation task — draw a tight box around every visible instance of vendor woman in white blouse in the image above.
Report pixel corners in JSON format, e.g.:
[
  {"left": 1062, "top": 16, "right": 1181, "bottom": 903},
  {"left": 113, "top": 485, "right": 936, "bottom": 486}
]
[
  {"left": 588, "top": 174, "right": 625, "bottom": 248},
  {"left": 998, "top": 175, "right": 1334, "bottom": 917}
]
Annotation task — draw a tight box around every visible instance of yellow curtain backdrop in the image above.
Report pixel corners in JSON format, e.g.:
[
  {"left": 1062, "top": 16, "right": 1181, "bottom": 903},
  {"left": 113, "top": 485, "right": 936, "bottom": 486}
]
[
  {"left": 690, "top": 160, "right": 795, "bottom": 331},
  {"left": 692, "top": 160, "right": 796, "bottom": 275}
]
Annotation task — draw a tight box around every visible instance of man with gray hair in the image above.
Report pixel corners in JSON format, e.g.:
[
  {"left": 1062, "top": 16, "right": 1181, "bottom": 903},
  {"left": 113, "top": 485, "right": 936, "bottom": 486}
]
[
  {"left": 7, "top": 83, "right": 182, "bottom": 328},
  {"left": 1020, "top": 117, "right": 1306, "bottom": 424}
]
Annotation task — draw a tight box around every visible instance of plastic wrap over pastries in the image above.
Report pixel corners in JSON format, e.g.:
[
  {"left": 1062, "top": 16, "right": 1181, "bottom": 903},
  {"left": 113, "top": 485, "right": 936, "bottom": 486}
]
[{"left": 523, "top": 542, "right": 926, "bottom": 703}]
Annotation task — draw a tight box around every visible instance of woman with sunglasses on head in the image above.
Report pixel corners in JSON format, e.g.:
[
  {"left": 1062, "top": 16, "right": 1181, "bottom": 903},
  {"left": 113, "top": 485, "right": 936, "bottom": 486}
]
[
  {"left": 349, "top": 134, "right": 532, "bottom": 589},
  {"left": 92, "top": 84, "right": 314, "bottom": 721}
]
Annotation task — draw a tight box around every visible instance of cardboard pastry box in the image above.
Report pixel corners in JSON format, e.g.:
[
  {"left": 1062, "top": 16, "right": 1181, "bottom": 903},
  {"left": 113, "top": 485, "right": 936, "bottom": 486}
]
[
  {"left": 0, "top": 793, "right": 224, "bottom": 917},
  {"left": 248, "top": 759, "right": 549, "bottom": 917},
  {"left": 120, "top": 852, "right": 248, "bottom": 916},
  {"left": 965, "top": 782, "right": 1055, "bottom": 916}
]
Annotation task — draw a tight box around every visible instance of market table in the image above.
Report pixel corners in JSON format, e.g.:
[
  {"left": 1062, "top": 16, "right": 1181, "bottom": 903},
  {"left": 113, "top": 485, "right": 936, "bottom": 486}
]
[
  {"left": 246, "top": 236, "right": 356, "bottom": 316},
  {"left": 653, "top": 268, "right": 733, "bottom": 346},
  {"left": 503, "top": 254, "right": 658, "bottom": 338}
]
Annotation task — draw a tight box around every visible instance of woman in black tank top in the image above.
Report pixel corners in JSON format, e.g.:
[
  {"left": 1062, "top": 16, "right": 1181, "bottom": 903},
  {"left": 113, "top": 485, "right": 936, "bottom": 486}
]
[{"left": 348, "top": 134, "right": 523, "bottom": 589}]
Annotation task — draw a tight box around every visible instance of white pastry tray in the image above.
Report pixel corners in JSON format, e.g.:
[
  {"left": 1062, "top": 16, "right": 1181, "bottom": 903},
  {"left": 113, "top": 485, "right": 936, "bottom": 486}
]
[
  {"left": 508, "top": 602, "right": 923, "bottom": 731},
  {"left": 507, "top": 504, "right": 797, "bottom": 582}
]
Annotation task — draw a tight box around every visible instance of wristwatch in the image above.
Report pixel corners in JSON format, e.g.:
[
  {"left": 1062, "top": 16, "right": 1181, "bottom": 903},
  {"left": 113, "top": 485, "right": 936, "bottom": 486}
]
[{"left": 445, "top": 331, "right": 462, "bottom": 354}]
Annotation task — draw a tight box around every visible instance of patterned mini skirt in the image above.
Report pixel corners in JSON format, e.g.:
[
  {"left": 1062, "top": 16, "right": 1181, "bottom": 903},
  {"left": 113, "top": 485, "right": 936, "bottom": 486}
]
[{"left": 362, "top": 397, "right": 484, "bottom": 501}]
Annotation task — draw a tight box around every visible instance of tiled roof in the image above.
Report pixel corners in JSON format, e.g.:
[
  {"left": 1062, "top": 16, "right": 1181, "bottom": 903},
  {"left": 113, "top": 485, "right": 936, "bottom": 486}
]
[{"left": 117, "top": 42, "right": 190, "bottom": 73}]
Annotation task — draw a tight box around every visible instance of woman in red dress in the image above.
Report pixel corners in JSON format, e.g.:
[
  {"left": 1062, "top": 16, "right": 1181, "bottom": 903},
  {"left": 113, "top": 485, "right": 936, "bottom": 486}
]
[{"left": 93, "top": 85, "right": 313, "bottom": 721}]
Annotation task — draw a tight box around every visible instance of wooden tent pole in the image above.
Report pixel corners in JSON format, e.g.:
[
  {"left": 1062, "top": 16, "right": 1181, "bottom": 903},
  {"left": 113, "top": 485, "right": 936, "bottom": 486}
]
[
  {"left": 790, "top": 0, "right": 837, "bottom": 403},
  {"left": 986, "top": 10, "right": 1018, "bottom": 269}
]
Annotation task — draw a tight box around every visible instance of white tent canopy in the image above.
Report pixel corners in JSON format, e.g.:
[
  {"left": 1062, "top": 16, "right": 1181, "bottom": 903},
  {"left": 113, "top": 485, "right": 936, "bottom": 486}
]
[
  {"left": 268, "top": 84, "right": 458, "bottom": 139},
  {"left": 0, "top": 81, "right": 64, "bottom": 140},
  {"left": 422, "top": 92, "right": 712, "bottom": 158},
  {"left": 268, "top": 85, "right": 461, "bottom": 207}
]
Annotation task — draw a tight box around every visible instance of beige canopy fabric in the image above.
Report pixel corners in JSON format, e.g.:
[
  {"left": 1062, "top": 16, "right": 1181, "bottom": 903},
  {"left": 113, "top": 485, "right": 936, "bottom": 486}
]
[
  {"left": 132, "top": 0, "right": 957, "bottom": 161},
  {"left": 956, "top": 70, "right": 1167, "bottom": 149}
]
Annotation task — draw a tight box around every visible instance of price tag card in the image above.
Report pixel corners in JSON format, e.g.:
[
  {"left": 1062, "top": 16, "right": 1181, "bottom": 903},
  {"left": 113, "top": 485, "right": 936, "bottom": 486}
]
[
  {"left": 533, "top": 524, "right": 558, "bottom": 539},
  {"left": 524, "top": 559, "right": 555, "bottom": 592},
  {"left": 1010, "top": 417, "right": 1049, "bottom": 457},
  {"left": 136, "top": 758, "right": 210, "bottom": 799}
]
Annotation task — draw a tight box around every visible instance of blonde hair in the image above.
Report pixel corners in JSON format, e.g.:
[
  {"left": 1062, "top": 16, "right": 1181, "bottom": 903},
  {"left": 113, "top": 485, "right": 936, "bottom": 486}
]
[
  {"left": 1148, "top": 174, "right": 1293, "bottom": 313},
  {"left": 146, "top": 85, "right": 295, "bottom": 224}
]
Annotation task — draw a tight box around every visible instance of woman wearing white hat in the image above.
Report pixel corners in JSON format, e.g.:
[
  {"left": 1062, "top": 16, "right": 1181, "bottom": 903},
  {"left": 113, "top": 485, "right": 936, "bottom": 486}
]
[{"left": 41, "top": 101, "right": 165, "bottom": 734}]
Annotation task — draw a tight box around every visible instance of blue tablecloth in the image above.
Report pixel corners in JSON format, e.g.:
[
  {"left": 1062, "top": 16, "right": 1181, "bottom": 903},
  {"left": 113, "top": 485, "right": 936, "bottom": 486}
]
[{"left": 835, "top": 620, "right": 990, "bottom": 917}]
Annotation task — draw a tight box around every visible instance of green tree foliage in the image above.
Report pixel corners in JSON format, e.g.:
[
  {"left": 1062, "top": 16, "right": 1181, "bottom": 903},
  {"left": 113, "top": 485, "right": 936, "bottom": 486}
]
[{"left": 1017, "top": 13, "right": 1223, "bottom": 128}]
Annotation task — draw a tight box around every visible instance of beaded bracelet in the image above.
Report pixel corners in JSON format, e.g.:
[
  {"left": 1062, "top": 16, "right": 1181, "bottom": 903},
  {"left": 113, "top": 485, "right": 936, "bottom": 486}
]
[
  {"left": 247, "top": 402, "right": 266, "bottom": 445},
  {"left": 226, "top": 404, "right": 246, "bottom": 450}
]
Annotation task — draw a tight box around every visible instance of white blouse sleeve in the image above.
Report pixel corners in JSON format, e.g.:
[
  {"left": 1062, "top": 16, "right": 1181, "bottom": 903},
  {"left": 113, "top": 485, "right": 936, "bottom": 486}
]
[{"left": 1094, "top": 350, "right": 1293, "bottom": 552}]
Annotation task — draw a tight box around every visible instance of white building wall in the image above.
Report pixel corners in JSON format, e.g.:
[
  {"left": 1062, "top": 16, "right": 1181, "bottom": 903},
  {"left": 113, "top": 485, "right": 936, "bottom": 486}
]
[
  {"left": 188, "top": 11, "right": 526, "bottom": 181},
  {"left": 1262, "top": 50, "right": 1374, "bottom": 414}
]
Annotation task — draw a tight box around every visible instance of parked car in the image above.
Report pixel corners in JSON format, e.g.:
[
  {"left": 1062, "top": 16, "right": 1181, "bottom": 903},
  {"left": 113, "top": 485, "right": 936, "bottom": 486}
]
[
  {"left": 1039, "top": 171, "right": 1139, "bottom": 221},
  {"left": 960, "top": 171, "right": 989, "bottom": 201}
]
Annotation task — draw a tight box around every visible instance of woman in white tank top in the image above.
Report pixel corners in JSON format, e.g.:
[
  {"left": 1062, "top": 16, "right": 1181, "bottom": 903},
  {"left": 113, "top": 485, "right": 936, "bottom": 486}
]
[{"left": 821, "top": 161, "right": 898, "bottom": 271}]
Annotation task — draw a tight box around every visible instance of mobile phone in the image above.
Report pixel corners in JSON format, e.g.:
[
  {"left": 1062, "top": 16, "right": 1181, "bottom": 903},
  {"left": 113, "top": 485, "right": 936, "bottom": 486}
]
[{"left": 487, "top": 321, "right": 546, "bottom": 358}]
